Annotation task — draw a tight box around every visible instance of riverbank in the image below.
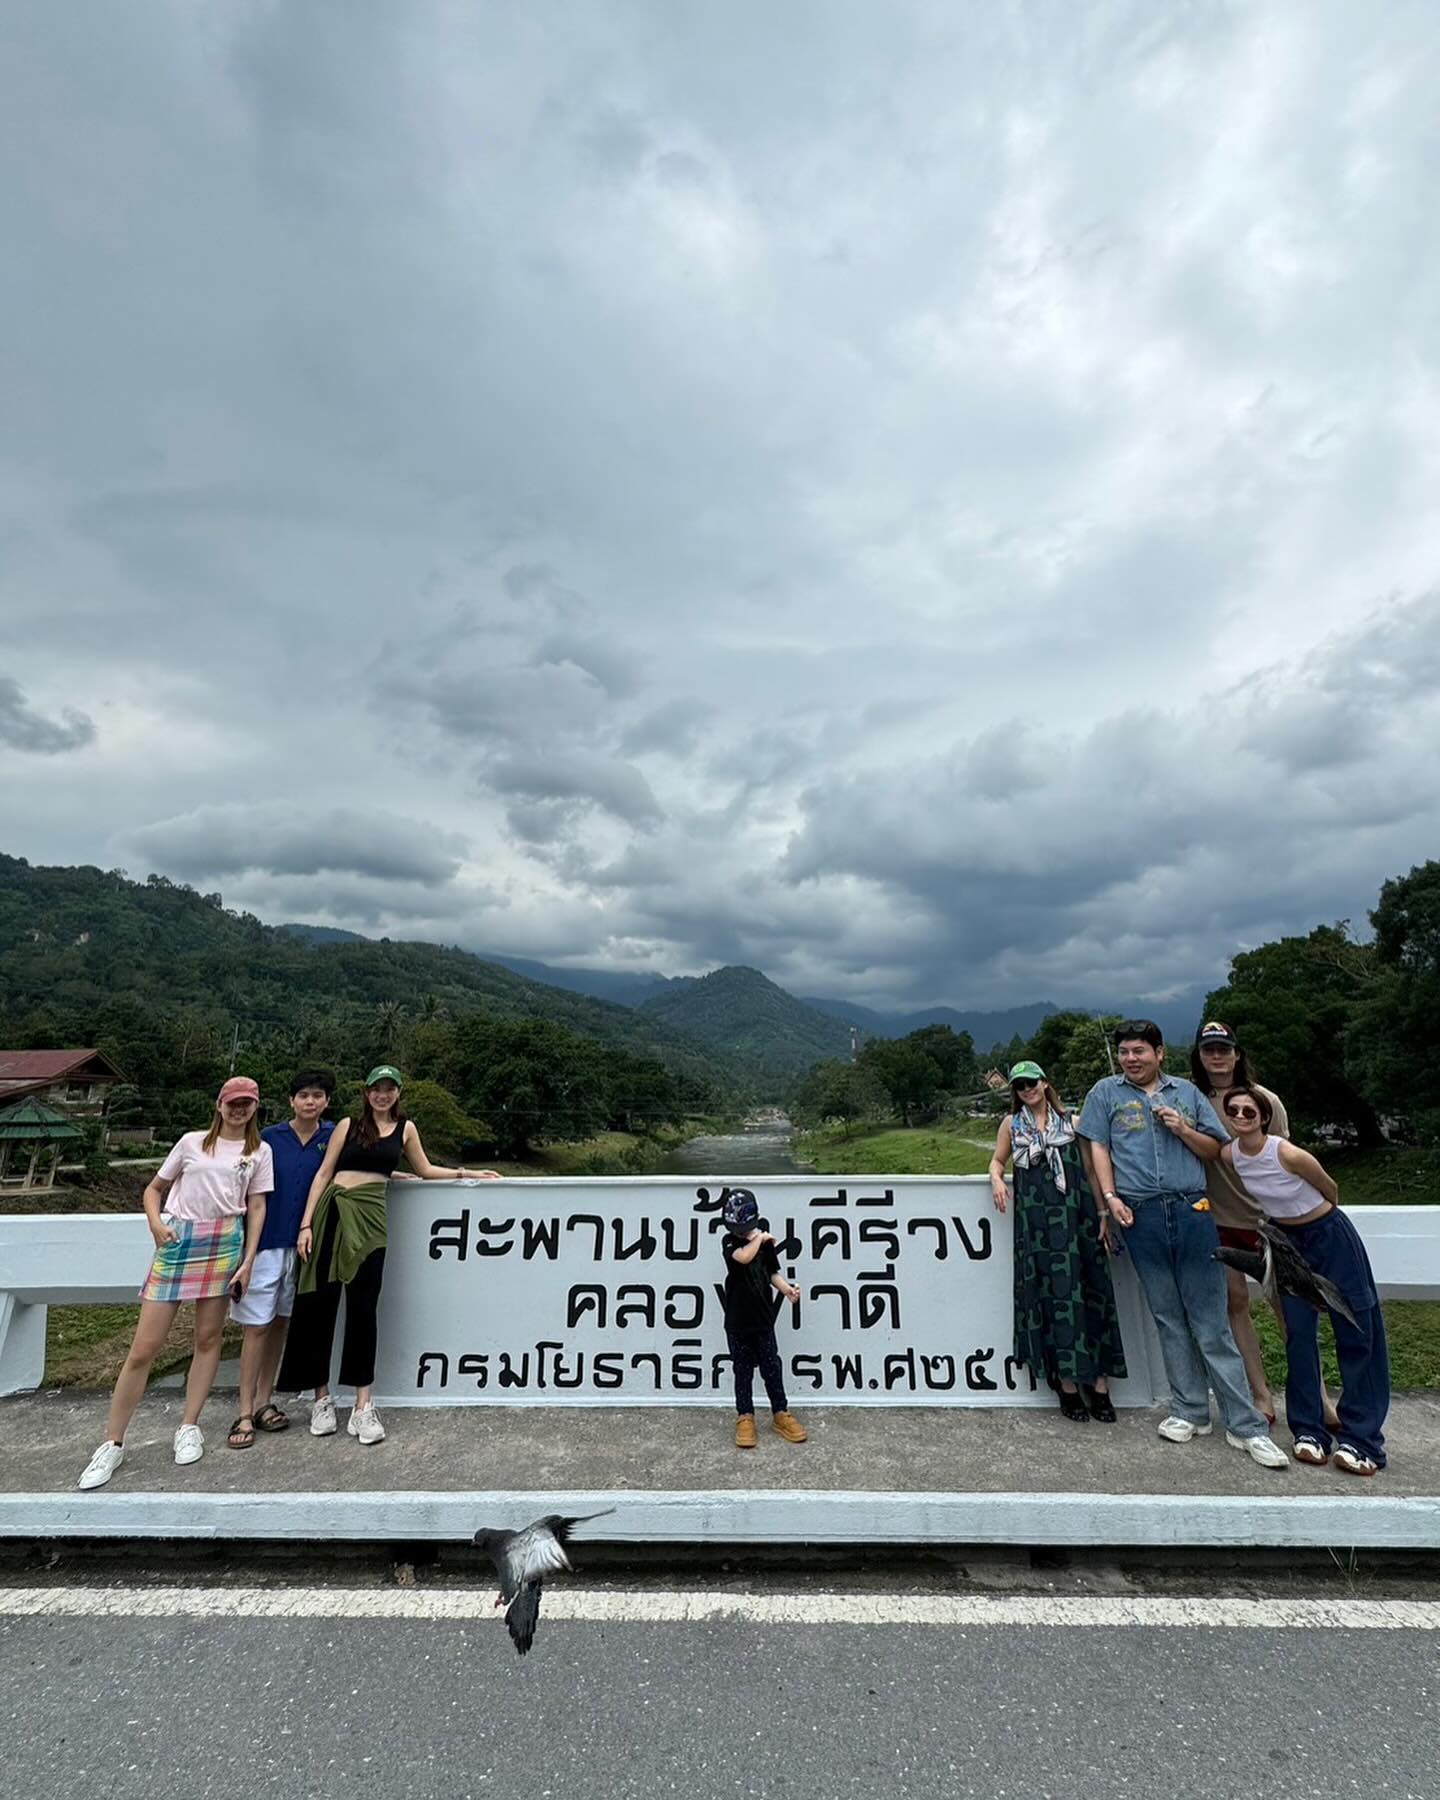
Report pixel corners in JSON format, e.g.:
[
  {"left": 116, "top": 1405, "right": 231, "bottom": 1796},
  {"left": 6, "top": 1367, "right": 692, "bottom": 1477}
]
[{"left": 794, "top": 1120, "right": 993, "bottom": 1176}]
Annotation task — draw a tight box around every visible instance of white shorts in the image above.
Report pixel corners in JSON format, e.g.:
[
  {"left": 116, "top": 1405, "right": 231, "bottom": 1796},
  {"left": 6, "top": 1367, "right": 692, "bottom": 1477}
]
[{"left": 229, "top": 1248, "right": 298, "bottom": 1328}]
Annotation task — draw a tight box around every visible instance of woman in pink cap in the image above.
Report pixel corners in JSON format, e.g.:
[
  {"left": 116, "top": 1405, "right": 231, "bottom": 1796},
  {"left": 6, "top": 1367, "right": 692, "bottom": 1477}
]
[{"left": 76, "top": 1078, "right": 275, "bottom": 1491}]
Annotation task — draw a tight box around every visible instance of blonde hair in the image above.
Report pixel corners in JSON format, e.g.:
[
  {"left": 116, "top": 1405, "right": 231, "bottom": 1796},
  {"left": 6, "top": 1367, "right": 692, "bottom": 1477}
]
[{"left": 201, "top": 1108, "right": 262, "bottom": 1157}]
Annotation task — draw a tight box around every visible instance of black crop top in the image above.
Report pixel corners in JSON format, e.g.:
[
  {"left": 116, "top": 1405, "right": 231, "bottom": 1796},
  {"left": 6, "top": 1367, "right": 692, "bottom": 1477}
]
[{"left": 335, "top": 1120, "right": 409, "bottom": 1176}]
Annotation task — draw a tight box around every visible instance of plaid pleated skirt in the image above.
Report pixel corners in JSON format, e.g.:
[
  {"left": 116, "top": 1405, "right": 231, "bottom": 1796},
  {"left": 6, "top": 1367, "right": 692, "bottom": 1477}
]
[{"left": 140, "top": 1216, "right": 245, "bottom": 1302}]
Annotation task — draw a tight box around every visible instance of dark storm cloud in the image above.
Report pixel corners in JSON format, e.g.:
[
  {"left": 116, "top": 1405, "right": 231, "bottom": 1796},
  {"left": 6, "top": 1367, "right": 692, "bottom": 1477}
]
[
  {"left": 4, "top": 3, "right": 1440, "bottom": 1007},
  {"left": 0, "top": 680, "right": 96, "bottom": 755}
]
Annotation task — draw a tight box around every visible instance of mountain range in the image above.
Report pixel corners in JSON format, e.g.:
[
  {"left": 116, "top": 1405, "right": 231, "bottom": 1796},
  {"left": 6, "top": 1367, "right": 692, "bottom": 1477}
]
[{"left": 279, "top": 925, "right": 1209, "bottom": 1057}]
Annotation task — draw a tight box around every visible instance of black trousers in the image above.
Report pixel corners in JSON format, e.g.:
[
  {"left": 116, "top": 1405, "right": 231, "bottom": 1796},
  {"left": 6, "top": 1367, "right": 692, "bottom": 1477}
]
[
  {"left": 727, "top": 1326, "right": 788, "bottom": 1415},
  {"left": 278, "top": 1209, "right": 387, "bottom": 1391}
]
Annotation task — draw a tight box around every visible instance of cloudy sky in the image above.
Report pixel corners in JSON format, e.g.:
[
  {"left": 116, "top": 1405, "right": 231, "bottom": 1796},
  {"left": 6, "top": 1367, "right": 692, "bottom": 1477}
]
[{"left": 4, "top": 2, "right": 1439, "bottom": 1010}]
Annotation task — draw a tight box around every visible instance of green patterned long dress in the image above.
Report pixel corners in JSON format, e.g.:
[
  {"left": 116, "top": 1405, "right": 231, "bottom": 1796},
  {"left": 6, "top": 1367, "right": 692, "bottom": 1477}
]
[{"left": 1010, "top": 1118, "right": 1127, "bottom": 1387}]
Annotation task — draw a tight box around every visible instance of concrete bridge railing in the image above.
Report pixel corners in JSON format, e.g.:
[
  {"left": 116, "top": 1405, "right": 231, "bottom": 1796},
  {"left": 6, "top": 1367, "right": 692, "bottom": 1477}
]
[{"left": 2, "top": 1177, "right": 1437, "bottom": 1403}]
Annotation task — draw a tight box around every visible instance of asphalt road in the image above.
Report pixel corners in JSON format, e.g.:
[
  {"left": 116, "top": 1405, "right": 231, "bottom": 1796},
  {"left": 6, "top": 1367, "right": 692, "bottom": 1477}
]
[{"left": 3, "top": 1578, "right": 1438, "bottom": 1800}]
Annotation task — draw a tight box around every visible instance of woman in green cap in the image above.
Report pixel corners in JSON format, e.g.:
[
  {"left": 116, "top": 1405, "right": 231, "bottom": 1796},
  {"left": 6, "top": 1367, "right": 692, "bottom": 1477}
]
[
  {"left": 278, "top": 1067, "right": 499, "bottom": 1444},
  {"left": 988, "top": 1061, "right": 1126, "bottom": 1422}
]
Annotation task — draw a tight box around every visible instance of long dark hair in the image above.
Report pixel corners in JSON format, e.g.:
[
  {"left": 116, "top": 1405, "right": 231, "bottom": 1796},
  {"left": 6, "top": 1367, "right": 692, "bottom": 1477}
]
[
  {"left": 1011, "top": 1080, "right": 1067, "bottom": 1117},
  {"left": 353, "top": 1090, "right": 406, "bottom": 1146},
  {"left": 1190, "top": 1031, "right": 1255, "bottom": 1095}
]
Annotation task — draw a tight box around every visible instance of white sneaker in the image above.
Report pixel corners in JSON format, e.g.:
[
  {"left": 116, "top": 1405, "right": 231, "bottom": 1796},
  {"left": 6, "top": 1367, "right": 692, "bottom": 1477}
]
[
  {"left": 1227, "top": 1430, "right": 1289, "bottom": 1469},
  {"left": 173, "top": 1424, "right": 205, "bottom": 1466},
  {"left": 347, "top": 1404, "right": 386, "bottom": 1445},
  {"left": 1157, "top": 1415, "right": 1213, "bottom": 1443},
  {"left": 77, "top": 1441, "right": 125, "bottom": 1491},
  {"left": 309, "top": 1395, "right": 338, "bottom": 1436}
]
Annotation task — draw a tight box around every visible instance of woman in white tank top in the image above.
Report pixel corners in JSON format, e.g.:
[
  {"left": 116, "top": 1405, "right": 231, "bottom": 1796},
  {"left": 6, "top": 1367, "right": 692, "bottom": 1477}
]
[{"left": 1219, "top": 1087, "right": 1390, "bottom": 1477}]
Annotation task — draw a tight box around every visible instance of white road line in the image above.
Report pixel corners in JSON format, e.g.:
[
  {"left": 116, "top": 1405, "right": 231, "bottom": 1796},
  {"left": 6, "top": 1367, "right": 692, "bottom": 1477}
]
[{"left": 1, "top": 1588, "right": 1437, "bottom": 1629}]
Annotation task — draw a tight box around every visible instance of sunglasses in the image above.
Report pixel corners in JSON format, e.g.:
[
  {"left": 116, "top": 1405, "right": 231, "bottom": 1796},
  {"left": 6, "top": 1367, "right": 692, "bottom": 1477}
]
[
  {"left": 1013, "top": 1078, "right": 1043, "bottom": 1090},
  {"left": 1225, "top": 1105, "right": 1261, "bottom": 1121}
]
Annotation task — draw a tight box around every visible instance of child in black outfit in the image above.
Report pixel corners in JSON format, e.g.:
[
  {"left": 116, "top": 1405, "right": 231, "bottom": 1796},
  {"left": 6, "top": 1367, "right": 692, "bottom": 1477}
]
[{"left": 720, "top": 1188, "right": 807, "bottom": 1448}]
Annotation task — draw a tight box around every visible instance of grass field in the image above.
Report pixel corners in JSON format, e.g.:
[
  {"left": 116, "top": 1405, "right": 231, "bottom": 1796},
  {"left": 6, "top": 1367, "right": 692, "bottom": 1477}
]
[{"left": 796, "top": 1122, "right": 994, "bottom": 1176}]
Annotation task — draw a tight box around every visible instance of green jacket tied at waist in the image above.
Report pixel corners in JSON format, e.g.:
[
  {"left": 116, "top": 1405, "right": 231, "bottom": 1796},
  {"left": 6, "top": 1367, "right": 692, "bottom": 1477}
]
[{"left": 298, "top": 1180, "right": 388, "bottom": 1291}]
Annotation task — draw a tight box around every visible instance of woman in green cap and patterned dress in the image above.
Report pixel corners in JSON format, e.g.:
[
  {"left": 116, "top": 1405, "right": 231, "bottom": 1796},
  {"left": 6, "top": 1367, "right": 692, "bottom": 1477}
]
[
  {"left": 989, "top": 1061, "right": 1127, "bottom": 1421},
  {"left": 278, "top": 1067, "right": 499, "bottom": 1444}
]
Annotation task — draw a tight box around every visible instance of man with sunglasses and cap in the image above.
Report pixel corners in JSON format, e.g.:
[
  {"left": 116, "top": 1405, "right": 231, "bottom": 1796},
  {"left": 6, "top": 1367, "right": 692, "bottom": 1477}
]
[{"left": 719, "top": 1188, "right": 807, "bottom": 1448}]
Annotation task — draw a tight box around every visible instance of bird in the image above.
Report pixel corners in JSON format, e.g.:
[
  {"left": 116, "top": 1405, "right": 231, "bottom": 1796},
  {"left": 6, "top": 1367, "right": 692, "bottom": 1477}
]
[
  {"left": 472, "top": 1509, "right": 614, "bottom": 1655},
  {"left": 1213, "top": 1220, "right": 1359, "bottom": 1327}
]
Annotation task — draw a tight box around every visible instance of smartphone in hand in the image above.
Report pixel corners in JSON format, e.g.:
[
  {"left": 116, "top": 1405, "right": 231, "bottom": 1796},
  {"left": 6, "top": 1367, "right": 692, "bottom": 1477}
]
[{"left": 229, "top": 1279, "right": 244, "bottom": 1301}]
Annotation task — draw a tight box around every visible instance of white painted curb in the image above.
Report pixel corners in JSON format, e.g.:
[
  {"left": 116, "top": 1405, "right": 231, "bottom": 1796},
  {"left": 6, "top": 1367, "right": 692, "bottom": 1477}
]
[{"left": 2, "top": 1487, "right": 1437, "bottom": 1548}]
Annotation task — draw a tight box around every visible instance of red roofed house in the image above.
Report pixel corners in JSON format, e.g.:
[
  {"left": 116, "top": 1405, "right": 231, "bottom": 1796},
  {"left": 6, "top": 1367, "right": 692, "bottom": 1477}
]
[{"left": 0, "top": 1049, "right": 127, "bottom": 1118}]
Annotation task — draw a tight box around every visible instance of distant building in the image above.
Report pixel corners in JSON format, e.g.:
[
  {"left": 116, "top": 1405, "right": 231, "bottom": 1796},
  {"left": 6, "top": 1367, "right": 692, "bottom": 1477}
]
[
  {"left": 0, "top": 1049, "right": 127, "bottom": 1118},
  {"left": 0, "top": 1098, "right": 86, "bottom": 1194}
]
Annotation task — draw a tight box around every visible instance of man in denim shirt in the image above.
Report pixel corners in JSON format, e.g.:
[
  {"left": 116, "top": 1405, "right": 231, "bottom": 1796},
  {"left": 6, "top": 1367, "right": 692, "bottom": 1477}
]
[{"left": 1079, "top": 1020, "right": 1288, "bottom": 1468}]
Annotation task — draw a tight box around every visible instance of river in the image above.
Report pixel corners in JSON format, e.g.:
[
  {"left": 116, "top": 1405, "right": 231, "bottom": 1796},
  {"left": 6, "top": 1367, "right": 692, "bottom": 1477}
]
[{"left": 652, "top": 1114, "right": 811, "bottom": 1177}]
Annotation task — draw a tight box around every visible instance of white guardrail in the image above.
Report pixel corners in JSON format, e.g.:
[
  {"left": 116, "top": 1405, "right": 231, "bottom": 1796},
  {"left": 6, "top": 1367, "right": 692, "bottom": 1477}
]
[{"left": 2, "top": 1178, "right": 1437, "bottom": 1404}]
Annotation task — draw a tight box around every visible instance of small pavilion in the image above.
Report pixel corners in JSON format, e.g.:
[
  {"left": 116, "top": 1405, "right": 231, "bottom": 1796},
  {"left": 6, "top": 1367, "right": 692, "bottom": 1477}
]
[{"left": 0, "top": 1098, "right": 86, "bottom": 1195}]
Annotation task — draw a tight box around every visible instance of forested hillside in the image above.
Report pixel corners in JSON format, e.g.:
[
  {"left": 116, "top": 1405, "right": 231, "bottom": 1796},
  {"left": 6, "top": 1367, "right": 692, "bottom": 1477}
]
[
  {"left": 640, "top": 965, "right": 853, "bottom": 1086},
  {"left": 0, "top": 855, "right": 739, "bottom": 1138}
]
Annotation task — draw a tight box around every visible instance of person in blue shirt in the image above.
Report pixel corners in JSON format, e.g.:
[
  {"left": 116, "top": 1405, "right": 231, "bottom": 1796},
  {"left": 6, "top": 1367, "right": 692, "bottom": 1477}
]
[
  {"left": 1077, "top": 1021, "right": 1288, "bottom": 1469},
  {"left": 226, "top": 1070, "right": 334, "bottom": 1449}
]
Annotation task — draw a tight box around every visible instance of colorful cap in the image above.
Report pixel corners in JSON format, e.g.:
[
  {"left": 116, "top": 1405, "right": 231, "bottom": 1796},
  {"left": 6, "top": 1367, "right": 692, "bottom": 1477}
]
[
  {"left": 364, "top": 1065, "right": 404, "bottom": 1089},
  {"left": 1008, "top": 1061, "right": 1045, "bottom": 1083},
  {"left": 1197, "top": 1021, "right": 1237, "bottom": 1047},
  {"left": 216, "top": 1076, "right": 260, "bottom": 1106},
  {"left": 721, "top": 1188, "right": 760, "bottom": 1231}
]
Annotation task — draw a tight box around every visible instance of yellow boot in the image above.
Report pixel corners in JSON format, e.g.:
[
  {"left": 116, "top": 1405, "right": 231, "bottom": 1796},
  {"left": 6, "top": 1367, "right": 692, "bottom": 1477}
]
[
  {"left": 772, "top": 1411, "right": 808, "bottom": 1443},
  {"left": 735, "top": 1414, "right": 758, "bottom": 1448}
]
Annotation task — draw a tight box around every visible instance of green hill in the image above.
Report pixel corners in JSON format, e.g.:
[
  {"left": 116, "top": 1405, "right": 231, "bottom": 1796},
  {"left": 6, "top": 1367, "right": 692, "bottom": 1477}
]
[
  {"left": 639, "top": 965, "right": 853, "bottom": 1091},
  {"left": 0, "top": 854, "right": 740, "bottom": 1104}
]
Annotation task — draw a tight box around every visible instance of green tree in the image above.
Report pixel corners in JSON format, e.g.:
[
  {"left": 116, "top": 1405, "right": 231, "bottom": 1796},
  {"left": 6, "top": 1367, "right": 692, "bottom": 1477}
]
[
  {"left": 1204, "top": 924, "right": 1383, "bottom": 1144},
  {"left": 789, "top": 1059, "right": 888, "bottom": 1135},
  {"left": 859, "top": 1039, "right": 945, "bottom": 1125},
  {"left": 904, "top": 1024, "right": 979, "bottom": 1094},
  {"left": 455, "top": 1018, "right": 612, "bottom": 1156},
  {"left": 397, "top": 1078, "right": 489, "bottom": 1161},
  {"left": 1349, "top": 861, "right": 1440, "bottom": 1143}
]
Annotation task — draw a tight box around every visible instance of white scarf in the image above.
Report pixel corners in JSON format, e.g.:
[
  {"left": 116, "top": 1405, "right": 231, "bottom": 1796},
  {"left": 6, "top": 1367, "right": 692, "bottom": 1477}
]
[{"left": 1010, "top": 1103, "right": 1076, "bottom": 1194}]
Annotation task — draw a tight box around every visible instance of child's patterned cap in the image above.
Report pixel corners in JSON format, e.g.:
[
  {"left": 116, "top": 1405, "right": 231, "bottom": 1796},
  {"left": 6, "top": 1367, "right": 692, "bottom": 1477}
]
[{"left": 721, "top": 1188, "right": 759, "bottom": 1231}]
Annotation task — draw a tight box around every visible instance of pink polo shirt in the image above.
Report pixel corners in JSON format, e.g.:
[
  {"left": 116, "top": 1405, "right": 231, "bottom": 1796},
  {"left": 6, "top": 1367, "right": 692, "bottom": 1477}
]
[{"left": 157, "top": 1132, "right": 274, "bottom": 1222}]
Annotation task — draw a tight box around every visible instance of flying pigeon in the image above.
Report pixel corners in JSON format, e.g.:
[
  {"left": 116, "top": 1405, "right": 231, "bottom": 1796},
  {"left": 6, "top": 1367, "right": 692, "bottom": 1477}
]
[
  {"left": 1214, "top": 1220, "right": 1359, "bottom": 1328},
  {"left": 472, "top": 1509, "right": 614, "bottom": 1656}
]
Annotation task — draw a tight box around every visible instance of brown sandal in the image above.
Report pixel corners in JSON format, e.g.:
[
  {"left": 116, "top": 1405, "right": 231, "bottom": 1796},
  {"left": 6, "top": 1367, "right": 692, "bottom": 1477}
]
[
  {"left": 254, "top": 1403, "right": 290, "bottom": 1433},
  {"left": 226, "top": 1416, "right": 256, "bottom": 1450}
]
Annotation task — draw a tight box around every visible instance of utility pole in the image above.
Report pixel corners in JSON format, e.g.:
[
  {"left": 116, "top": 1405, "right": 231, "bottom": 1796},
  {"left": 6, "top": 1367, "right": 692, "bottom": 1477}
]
[{"left": 228, "top": 1021, "right": 240, "bottom": 1076}]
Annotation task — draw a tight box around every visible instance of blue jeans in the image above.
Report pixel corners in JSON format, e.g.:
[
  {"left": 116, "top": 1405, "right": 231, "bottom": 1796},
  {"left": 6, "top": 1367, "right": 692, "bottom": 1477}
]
[
  {"left": 1121, "top": 1191, "right": 1269, "bottom": 1437},
  {"left": 1279, "top": 1208, "right": 1390, "bottom": 1466}
]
